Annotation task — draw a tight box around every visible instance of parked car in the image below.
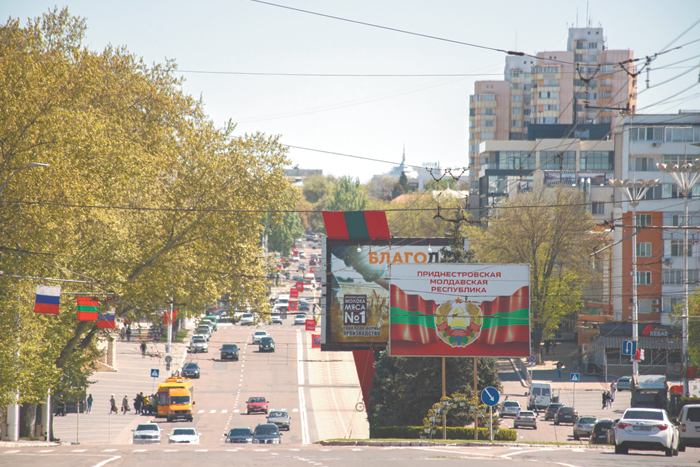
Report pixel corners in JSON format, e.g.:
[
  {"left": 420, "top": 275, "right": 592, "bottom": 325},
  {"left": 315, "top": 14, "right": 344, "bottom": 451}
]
[
  {"left": 554, "top": 406, "right": 578, "bottom": 425},
  {"left": 167, "top": 427, "right": 200, "bottom": 444},
  {"left": 616, "top": 376, "right": 632, "bottom": 391},
  {"left": 614, "top": 408, "right": 680, "bottom": 456},
  {"left": 181, "top": 362, "right": 201, "bottom": 379},
  {"left": 679, "top": 403, "right": 700, "bottom": 451},
  {"left": 132, "top": 423, "right": 162, "bottom": 444},
  {"left": 220, "top": 343, "right": 239, "bottom": 360},
  {"left": 267, "top": 409, "right": 291, "bottom": 430},
  {"left": 239, "top": 313, "right": 255, "bottom": 325},
  {"left": 196, "top": 325, "right": 212, "bottom": 340},
  {"left": 189, "top": 336, "right": 208, "bottom": 353},
  {"left": 500, "top": 400, "right": 521, "bottom": 418},
  {"left": 253, "top": 423, "right": 282, "bottom": 444},
  {"left": 259, "top": 336, "right": 275, "bottom": 352},
  {"left": 573, "top": 416, "right": 597, "bottom": 440},
  {"left": 544, "top": 403, "right": 564, "bottom": 421},
  {"left": 514, "top": 410, "right": 537, "bottom": 429},
  {"left": 224, "top": 427, "right": 253, "bottom": 443},
  {"left": 294, "top": 314, "right": 307, "bottom": 325},
  {"left": 246, "top": 396, "right": 269, "bottom": 414},
  {"left": 590, "top": 419, "right": 615, "bottom": 445},
  {"left": 253, "top": 330, "right": 269, "bottom": 344}
]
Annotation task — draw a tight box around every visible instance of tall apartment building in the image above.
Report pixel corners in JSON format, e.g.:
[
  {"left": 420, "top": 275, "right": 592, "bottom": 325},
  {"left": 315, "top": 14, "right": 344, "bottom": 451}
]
[{"left": 468, "top": 26, "right": 636, "bottom": 186}]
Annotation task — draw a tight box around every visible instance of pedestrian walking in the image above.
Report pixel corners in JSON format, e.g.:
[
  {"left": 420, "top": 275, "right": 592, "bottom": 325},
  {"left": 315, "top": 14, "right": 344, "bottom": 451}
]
[
  {"left": 556, "top": 362, "right": 563, "bottom": 379},
  {"left": 141, "top": 341, "right": 147, "bottom": 357},
  {"left": 601, "top": 391, "right": 608, "bottom": 410},
  {"left": 607, "top": 391, "right": 614, "bottom": 410},
  {"left": 55, "top": 396, "right": 66, "bottom": 416},
  {"left": 544, "top": 339, "right": 550, "bottom": 355},
  {"left": 87, "top": 394, "right": 93, "bottom": 413},
  {"left": 109, "top": 394, "right": 118, "bottom": 414},
  {"left": 134, "top": 394, "right": 142, "bottom": 414},
  {"left": 126, "top": 326, "right": 132, "bottom": 342},
  {"left": 143, "top": 394, "right": 150, "bottom": 415},
  {"left": 552, "top": 339, "right": 557, "bottom": 354},
  {"left": 122, "top": 395, "right": 130, "bottom": 414}
]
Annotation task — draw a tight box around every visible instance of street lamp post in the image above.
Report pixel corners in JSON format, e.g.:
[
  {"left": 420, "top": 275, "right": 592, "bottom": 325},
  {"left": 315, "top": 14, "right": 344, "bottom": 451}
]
[
  {"left": 657, "top": 158, "right": 700, "bottom": 396},
  {"left": 1, "top": 162, "right": 50, "bottom": 442},
  {"left": 609, "top": 178, "right": 659, "bottom": 379}
]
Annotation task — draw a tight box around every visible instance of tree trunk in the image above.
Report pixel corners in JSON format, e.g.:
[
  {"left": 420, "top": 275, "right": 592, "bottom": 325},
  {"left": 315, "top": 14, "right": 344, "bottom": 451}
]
[{"left": 19, "top": 403, "right": 37, "bottom": 439}]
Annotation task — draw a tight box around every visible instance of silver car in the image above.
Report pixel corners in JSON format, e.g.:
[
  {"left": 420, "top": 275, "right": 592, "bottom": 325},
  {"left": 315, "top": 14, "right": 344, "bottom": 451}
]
[
  {"left": 132, "top": 423, "right": 162, "bottom": 444},
  {"left": 573, "top": 416, "right": 597, "bottom": 440},
  {"left": 267, "top": 409, "right": 291, "bottom": 430},
  {"left": 500, "top": 400, "right": 521, "bottom": 418},
  {"left": 514, "top": 410, "right": 537, "bottom": 430}
]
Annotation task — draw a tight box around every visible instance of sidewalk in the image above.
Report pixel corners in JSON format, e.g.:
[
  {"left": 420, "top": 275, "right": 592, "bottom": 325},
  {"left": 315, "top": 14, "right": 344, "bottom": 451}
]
[{"left": 52, "top": 325, "right": 191, "bottom": 445}]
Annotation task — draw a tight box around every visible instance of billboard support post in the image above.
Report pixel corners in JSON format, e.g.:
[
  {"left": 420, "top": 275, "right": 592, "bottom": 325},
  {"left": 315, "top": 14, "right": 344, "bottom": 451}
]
[
  {"left": 474, "top": 357, "right": 478, "bottom": 441},
  {"left": 442, "top": 357, "right": 446, "bottom": 440}
]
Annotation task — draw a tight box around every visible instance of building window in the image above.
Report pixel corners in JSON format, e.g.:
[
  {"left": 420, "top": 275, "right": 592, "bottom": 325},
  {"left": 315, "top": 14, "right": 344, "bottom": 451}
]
[
  {"left": 630, "top": 126, "right": 665, "bottom": 142},
  {"left": 670, "top": 239, "right": 693, "bottom": 257},
  {"left": 591, "top": 202, "right": 605, "bottom": 215},
  {"left": 482, "top": 120, "right": 494, "bottom": 127},
  {"left": 581, "top": 151, "right": 614, "bottom": 170},
  {"left": 543, "top": 104, "right": 559, "bottom": 111},
  {"left": 631, "top": 157, "right": 658, "bottom": 172},
  {"left": 587, "top": 92, "right": 597, "bottom": 100},
  {"left": 601, "top": 78, "right": 612, "bottom": 87},
  {"left": 636, "top": 242, "right": 651, "bottom": 257},
  {"left": 512, "top": 120, "right": 520, "bottom": 127},
  {"left": 495, "top": 151, "right": 535, "bottom": 170},
  {"left": 540, "top": 151, "right": 575, "bottom": 170},
  {"left": 664, "top": 184, "right": 680, "bottom": 199},
  {"left": 636, "top": 214, "right": 652, "bottom": 226},
  {"left": 600, "top": 90, "right": 612, "bottom": 98},
  {"left": 663, "top": 269, "right": 683, "bottom": 285},
  {"left": 538, "top": 91, "right": 557, "bottom": 99},
  {"left": 665, "top": 126, "right": 700, "bottom": 142},
  {"left": 475, "top": 94, "right": 495, "bottom": 102},
  {"left": 482, "top": 108, "right": 495, "bottom": 115},
  {"left": 601, "top": 65, "right": 613, "bottom": 74},
  {"left": 588, "top": 42, "right": 598, "bottom": 49},
  {"left": 512, "top": 108, "right": 521, "bottom": 115},
  {"left": 663, "top": 297, "right": 683, "bottom": 313},
  {"left": 637, "top": 271, "right": 652, "bottom": 285},
  {"left": 543, "top": 80, "right": 558, "bottom": 87},
  {"left": 480, "top": 132, "right": 494, "bottom": 140},
  {"left": 512, "top": 95, "right": 522, "bottom": 103}
]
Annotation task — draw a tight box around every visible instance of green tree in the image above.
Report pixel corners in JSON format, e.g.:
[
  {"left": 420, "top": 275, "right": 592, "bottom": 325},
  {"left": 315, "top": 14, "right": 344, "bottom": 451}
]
[
  {"left": 686, "top": 290, "right": 700, "bottom": 367},
  {"left": 325, "top": 176, "right": 367, "bottom": 211},
  {"left": 391, "top": 171, "right": 410, "bottom": 199},
  {"left": 300, "top": 174, "right": 334, "bottom": 233},
  {"left": 367, "top": 176, "right": 395, "bottom": 201},
  {"left": 368, "top": 352, "right": 501, "bottom": 427},
  {"left": 468, "top": 188, "right": 600, "bottom": 358},
  {"left": 266, "top": 210, "right": 304, "bottom": 257}
]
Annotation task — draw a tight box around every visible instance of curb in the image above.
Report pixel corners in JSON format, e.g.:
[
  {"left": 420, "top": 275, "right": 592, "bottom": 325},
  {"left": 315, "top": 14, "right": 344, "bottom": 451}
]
[
  {"left": 0, "top": 441, "right": 61, "bottom": 447},
  {"left": 509, "top": 358, "right": 529, "bottom": 388},
  {"left": 318, "top": 440, "right": 611, "bottom": 449}
]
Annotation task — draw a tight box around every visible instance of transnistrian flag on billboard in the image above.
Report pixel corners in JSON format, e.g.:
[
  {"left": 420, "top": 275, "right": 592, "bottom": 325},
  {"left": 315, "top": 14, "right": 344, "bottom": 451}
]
[
  {"left": 389, "top": 263, "right": 531, "bottom": 357},
  {"left": 98, "top": 313, "right": 117, "bottom": 329},
  {"left": 34, "top": 285, "right": 61, "bottom": 314},
  {"left": 76, "top": 297, "right": 98, "bottom": 321}
]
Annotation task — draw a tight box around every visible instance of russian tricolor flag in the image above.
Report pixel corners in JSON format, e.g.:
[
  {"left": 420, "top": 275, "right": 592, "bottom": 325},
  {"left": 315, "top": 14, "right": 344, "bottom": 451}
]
[
  {"left": 98, "top": 313, "right": 117, "bottom": 329},
  {"left": 34, "top": 285, "right": 61, "bottom": 314}
]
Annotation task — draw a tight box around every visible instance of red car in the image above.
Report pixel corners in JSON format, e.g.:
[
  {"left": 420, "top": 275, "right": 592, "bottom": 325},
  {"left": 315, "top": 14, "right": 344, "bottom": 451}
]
[{"left": 246, "top": 396, "right": 269, "bottom": 414}]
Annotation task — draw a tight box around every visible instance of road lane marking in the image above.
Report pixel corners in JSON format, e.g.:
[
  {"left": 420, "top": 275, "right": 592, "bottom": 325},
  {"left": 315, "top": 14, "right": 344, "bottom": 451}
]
[
  {"left": 101, "top": 449, "right": 118, "bottom": 452},
  {"left": 198, "top": 410, "right": 205, "bottom": 414},
  {"left": 196, "top": 449, "right": 208, "bottom": 452},
  {"left": 234, "top": 409, "right": 240, "bottom": 413},
  {"left": 93, "top": 456, "right": 121, "bottom": 467},
  {"left": 72, "top": 449, "right": 87, "bottom": 452},
  {"left": 132, "top": 449, "right": 146, "bottom": 452},
  {"left": 292, "top": 408, "right": 299, "bottom": 412},
  {"left": 222, "top": 409, "right": 228, "bottom": 413},
  {"left": 297, "top": 329, "right": 310, "bottom": 445},
  {"left": 164, "top": 449, "right": 178, "bottom": 452},
  {"left": 38, "top": 450, "right": 54, "bottom": 453},
  {"left": 210, "top": 410, "right": 216, "bottom": 413}
]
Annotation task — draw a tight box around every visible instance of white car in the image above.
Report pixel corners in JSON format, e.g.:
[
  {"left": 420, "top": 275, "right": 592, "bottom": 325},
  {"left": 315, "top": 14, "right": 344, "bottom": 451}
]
[
  {"left": 132, "top": 423, "right": 162, "bottom": 444},
  {"left": 270, "top": 314, "right": 282, "bottom": 324},
  {"left": 614, "top": 408, "right": 679, "bottom": 456},
  {"left": 168, "top": 427, "right": 200, "bottom": 444},
  {"left": 252, "top": 330, "right": 269, "bottom": 343},
  {"left": 500, "top": 400, "right": 521, "bottom": 418},
  {"left": 189, "top": 336, "right": 208, "bottom": 353},
  {"left": 239, "top": 313, "right": 255, "bottom": 325},
  {"left": 294, "top": 314, "right": 307, "bottom": 325}
]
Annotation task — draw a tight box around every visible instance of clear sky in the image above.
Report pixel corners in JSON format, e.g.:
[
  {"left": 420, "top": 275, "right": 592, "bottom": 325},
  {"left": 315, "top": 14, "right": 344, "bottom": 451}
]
[{"left": 3, "top": 1, "right": 699, "bottom": 182}]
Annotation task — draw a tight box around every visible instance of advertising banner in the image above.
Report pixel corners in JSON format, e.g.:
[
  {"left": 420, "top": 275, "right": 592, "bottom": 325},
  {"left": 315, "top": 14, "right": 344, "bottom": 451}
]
[
  {"left": 322, "top": 238, "right": 450, "bottom": 351},
  {"left": 389, "top": 263, "right": 530, "bottom": 357},
  {"left": 290, "top": 288, "right": 299, "bottom": 299},
  {"left": 306, "top": 319, "right": 316, "bottom": 331},
  {"left": 288, "top": 301, "right": 298, "bottom": 312},
  {"left": 311, "top": 334, "right": 321, "bottom": 348}
]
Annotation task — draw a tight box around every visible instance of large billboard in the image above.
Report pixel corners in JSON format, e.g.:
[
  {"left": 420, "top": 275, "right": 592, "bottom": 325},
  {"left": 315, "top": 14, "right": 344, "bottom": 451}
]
[
  {"left": 321, "top": 238, "right": 451, "bottom": 351},
  {"left": 389, "top": 263, "right": 530, "bottom": 357}
]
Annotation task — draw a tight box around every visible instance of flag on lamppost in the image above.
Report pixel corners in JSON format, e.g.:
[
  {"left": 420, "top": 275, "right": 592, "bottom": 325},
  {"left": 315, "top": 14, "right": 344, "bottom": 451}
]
[
  {"left": 97, "top": 313, "right": 116, "bottom": 329},
  {"left": 76, "top": 297, "right": 99, "bottom": 321},
  {"left": 34, "top": 285, "right": 61, "bottom": 314}
]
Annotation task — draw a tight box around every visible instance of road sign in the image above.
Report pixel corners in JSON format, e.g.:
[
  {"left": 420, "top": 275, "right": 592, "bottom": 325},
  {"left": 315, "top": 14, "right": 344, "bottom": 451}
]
[
  {"left": 150, "top": 369, "right": 159, "bottom": 378},
  {"left": 622, "top": 340, "right": 636, "bottom": 356},
  {"left": 481, "top": 386, "right": 500, "bottom": 407},
  {"left": 528, "top": 355, "right": 536, "bottom": 363},
  {"left": 164, "top": 355, "right": 172, "bottom": 364},
  {"left": 570, "top": 373, "right": 580, "bottom": 383}
]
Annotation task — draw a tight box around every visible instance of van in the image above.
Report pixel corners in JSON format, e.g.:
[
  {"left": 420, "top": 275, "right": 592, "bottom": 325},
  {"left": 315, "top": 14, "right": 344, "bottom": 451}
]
[
  {"left": 679, "top": 403, "right": 700, "bottom": 451},
  {"left": 156, "top": 377, "right": 195, "bottom": 422},
  {"left": 527, "top": 381, "right": 552, "bottom": 410},
  {"left": 631, "top": 374, "right": 668, "bottom": 409}
]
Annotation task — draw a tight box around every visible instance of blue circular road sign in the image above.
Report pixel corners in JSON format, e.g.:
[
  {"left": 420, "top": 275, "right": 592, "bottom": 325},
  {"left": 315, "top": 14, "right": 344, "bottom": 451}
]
[{"left": 481, "top": 386, "right": 500, "bottom": 407}]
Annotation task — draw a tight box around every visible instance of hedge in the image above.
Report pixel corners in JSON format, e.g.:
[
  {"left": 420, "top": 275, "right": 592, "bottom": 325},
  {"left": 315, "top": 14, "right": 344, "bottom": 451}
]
[{"left": 372, "top": 426, "right": 517, "bottom": 442}]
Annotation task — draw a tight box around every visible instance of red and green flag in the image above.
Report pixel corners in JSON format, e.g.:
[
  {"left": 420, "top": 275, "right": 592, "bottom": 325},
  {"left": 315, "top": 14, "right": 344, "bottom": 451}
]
[{"left": 76, "top": 297, "right": 98, "bottom": 321}]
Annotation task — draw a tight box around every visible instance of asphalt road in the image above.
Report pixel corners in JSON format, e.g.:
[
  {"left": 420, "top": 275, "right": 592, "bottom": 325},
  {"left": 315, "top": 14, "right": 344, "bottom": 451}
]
[{"left": 1, "top": 443, "right": 696, "bottom": 467}]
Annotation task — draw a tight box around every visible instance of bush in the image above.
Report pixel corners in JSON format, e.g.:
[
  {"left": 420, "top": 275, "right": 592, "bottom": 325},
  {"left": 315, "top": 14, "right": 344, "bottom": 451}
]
[{"left": 372, "top": 426, "right": 517, "bottom": 441}]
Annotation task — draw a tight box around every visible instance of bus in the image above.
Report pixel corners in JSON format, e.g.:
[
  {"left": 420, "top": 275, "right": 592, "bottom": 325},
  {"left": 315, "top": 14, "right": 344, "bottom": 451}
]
[{"left": 630, "top": 374, "right": 668, "bottom": 409}]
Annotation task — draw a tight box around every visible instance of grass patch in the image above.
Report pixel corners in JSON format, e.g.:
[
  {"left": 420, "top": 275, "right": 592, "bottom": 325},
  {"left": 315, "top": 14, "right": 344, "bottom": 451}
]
[
  {"left": 159, "top": 329, "right": 188, "bottom": 343},
  {"left": 320, "top": 438, "right": 592, "bottom": 447}
]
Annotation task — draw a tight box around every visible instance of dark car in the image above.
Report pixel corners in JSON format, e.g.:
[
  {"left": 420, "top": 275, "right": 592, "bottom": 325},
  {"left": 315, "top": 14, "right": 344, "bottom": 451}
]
[
  {"left": 545, "top": 403, "right": 565, "bottom": 421},
  {"left": 554, "top": 406, "right": 579, "bottom": 425},
  {"left": 220, "top": 343, "right": 239, "bottom": 361},
  {"left": 253, "top": 423, "right": 282, "bottom": 444},
  {"left": 590, "top": 419, "right": 615, "bottom": 444},
  {"left": 181, "top": 362, "right": 200, "bottom": 379},
  {"left": 224, "top": 427, "right": 253, "bottom": 444},
  {"left": 259, "top": 336, "right": 275, "bottom": 352}
]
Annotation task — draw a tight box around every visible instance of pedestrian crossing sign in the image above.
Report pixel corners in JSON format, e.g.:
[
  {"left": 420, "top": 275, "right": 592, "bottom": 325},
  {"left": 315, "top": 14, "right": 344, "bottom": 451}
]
[
  {"left": 151, "top": 369, "right": 159, "bottom": 378},
  {"left": 570, "top": 373, "right": 580, "bottom": 383}
]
